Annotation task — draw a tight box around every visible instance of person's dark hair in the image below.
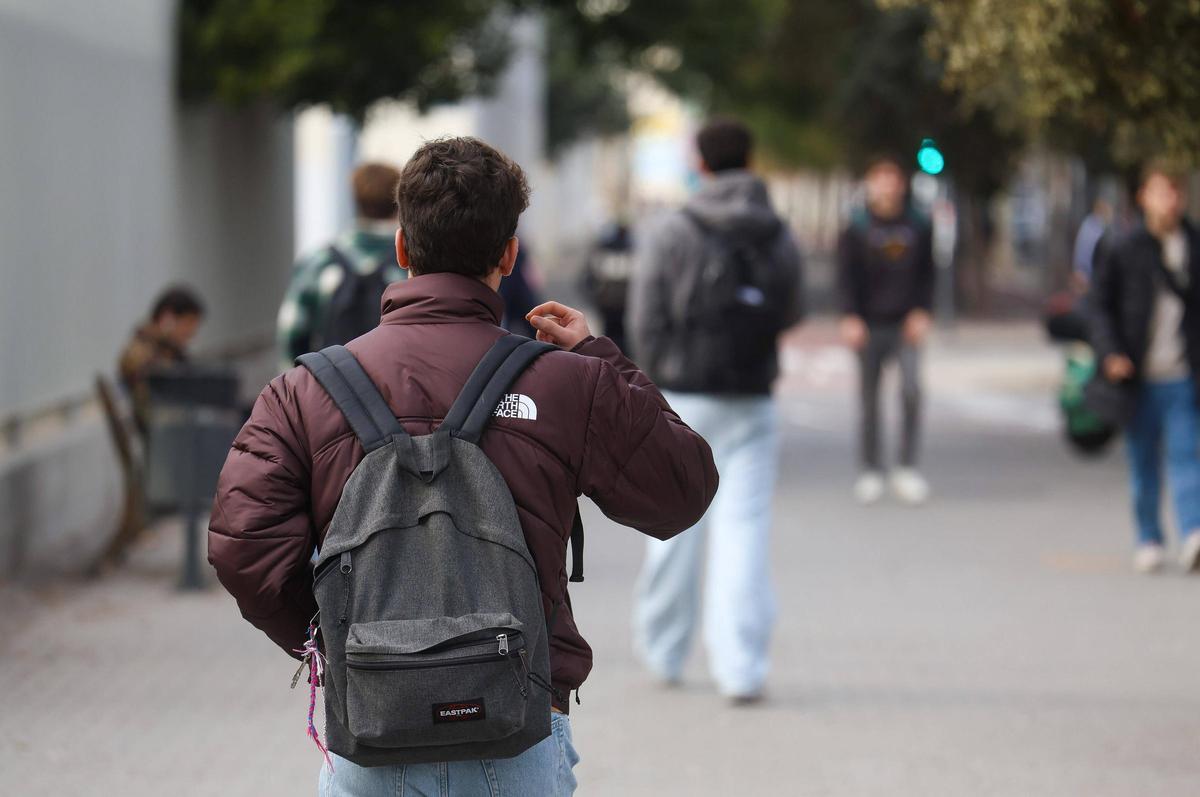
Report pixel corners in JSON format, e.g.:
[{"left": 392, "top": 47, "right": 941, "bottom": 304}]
[
  {"left": 696, "top": 118, "right": 753, "bottom": 173},
  {"left": 151, "top": 286, "right": 205, "bottom": 322},
  {"left": 395, "top": 137, "right": 530, "bottom": 278},
  {"left": 352, "top": 162, "right": 402, "bottom": 220},
  {"left": 1139, "top": 158, "right": 1186, "bottom": 189}
]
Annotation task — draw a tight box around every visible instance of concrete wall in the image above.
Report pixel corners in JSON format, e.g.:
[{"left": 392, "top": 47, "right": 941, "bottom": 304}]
[{"left": 0, "top": 0, "right": 294, "bottom": 576}]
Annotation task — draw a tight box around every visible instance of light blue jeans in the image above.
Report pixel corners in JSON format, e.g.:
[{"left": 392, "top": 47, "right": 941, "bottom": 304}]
[
  {"left": 1125, "top": 378, "right": 1200, "bottom": 547},
  {"left": 633, "top": 392, "right": 780, "bottom": 696},
  {"left": 318, "top": 713, "right": 578, "bottom": 796}
]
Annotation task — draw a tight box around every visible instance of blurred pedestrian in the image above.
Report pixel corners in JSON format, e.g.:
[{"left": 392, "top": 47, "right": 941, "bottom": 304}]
[
  {"left": 118, "top": 285, "right": 206, "bottom": 437},
  {"left": 209, "top": 137, "right": 717, "bottom": 794},
  {"left": 277, "top": 162, "right": 403, "bottom": 369},
  {"left": 1073, "top": 195, "right": 1114, "bottom": 285},
  {"left": 1088, "top": 161, "right": 1200, "bottom": 574},
  {"left": 838, "top": 154, "right": 935, "bottom": 505},
  {"left": 582, "top": 220, "right": 634, "bottom": 352},
  {"left": 498, "top": 244, "right": 543, "bottom": 337},
  {"left": 629, "top": 117, "right": 804, "bottom": 703}
]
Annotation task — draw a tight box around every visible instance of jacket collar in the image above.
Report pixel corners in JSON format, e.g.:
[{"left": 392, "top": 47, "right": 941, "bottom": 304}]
[
  {"left": 380, "top": 272, "right": 504, "bottom": 326},
  {"left": 1131, "top": 217, "right": 1198, "bottom": 247}
]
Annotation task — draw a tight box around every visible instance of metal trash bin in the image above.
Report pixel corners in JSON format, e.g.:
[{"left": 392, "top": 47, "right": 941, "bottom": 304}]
[{"left": 145, "top": 366, "right": 241, "bottom": 589}]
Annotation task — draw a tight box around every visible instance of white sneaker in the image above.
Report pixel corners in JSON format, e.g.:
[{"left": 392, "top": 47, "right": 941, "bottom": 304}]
[
  {"left": 1181, "top": 534, "right": 1200, "bottom": 573},
  {"left": 853, "top": 471, "right": 886, "bottom": 504},
  {"left": 1133, "top": 544, "right": 1166, "bottom": 574},
  {"left": 891, "top": 468, "right": 930, "bottom": 505}
]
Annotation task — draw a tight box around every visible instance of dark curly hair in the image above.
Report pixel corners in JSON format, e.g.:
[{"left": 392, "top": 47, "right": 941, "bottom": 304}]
[{"left": 395, "top": 137, "right": 530, "bottom": 278}]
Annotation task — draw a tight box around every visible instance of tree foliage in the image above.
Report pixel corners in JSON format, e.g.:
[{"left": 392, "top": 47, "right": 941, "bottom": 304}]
[
  {"left": 178, "top": 0, "right": 513, "bottom": 121},
  {"left": 177, "top": 0, "right": 1028, "bottom": 186},
  {"left": 611, "top": 0, "right": 1022, "bottom": 193},
  {"left": 887, "top": 0, "right": 1200, "bottom": 165}
]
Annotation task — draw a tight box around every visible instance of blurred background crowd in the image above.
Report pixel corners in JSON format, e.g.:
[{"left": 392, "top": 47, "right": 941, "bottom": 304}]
[{"left": 3, "top": 1, "right": 1200, "bottom": 795}]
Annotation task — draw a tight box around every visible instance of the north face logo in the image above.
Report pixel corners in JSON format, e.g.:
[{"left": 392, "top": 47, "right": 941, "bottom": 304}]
[{"left": 494, "top": 393, "right": 537, "bottom": 420}]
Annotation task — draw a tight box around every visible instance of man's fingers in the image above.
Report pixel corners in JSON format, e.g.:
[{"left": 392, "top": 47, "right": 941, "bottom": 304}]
[
  {"left": 530, "top": 316, "right": 566, "bottom": 344},
  {"left": 526, "top": 301, "right": 578, "bottom": 322}
]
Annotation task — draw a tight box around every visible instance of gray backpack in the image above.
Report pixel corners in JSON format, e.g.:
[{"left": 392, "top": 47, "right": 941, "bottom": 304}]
[{"left": 299, "top": 336, "right": 566, "bottom": 767}]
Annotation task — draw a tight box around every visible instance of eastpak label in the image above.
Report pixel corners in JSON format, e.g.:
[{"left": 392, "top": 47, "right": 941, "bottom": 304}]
[{"left": 432, "top": 699, "right": 487, "bottom": 723}]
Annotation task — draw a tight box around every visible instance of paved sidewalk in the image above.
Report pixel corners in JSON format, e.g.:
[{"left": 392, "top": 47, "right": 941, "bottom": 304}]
[{"left": 4, "top": 323, "right": 1200, "bottom": 795}]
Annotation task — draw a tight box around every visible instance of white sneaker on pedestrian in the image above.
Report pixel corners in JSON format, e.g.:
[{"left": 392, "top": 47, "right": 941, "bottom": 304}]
[
  {"left": 1133, "top": 544, "right": 1166, "bottom": 574},
  {"left": 891, "top": 468, "right": 930, "bottom": 505},
  {"left": 853, "top": 471, "right": 885, "bottom": 504},
  {"left": 1180, "top": 533, "right": 1200, "bottom": 573}
]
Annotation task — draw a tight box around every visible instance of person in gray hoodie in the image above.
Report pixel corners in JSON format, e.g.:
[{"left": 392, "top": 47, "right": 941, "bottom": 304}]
[{"left": 628, "top": 118, "right": 804, "bottom": 703}]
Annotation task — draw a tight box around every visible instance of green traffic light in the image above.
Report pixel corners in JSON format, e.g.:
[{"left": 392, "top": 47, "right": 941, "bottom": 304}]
[{"left": 917, "top": 138, "right": 944, "bottom": 175}]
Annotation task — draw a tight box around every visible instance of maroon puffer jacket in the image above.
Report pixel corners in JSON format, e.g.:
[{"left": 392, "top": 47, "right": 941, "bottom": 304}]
[{"left": 208, "top": 272, "right": 718, "bottom": 710}]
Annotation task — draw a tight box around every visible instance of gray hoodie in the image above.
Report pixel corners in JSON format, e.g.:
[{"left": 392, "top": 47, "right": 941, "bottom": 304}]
[{"left": 629, "top": 170, "right": 805, "bottom": 394}]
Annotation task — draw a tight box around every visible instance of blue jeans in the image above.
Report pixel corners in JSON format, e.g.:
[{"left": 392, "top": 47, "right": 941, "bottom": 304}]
[
  {"left": 1125, "top": 378, "right": 1200, "bottom": 546},
  {"left": 318, "top": 713, "right": 578, "bottom": 796},
  {"left": 633, "top": 392, "right": 779, "bottom": 696}
]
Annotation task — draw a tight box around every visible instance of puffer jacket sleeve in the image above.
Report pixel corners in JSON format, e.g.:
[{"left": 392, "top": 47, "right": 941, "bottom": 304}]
[
  {"left": 208, "top": 375, "right": 318, "bottom": 659},
  {"left": 573, "top": 336, "right": 718, "bottom": 539}
]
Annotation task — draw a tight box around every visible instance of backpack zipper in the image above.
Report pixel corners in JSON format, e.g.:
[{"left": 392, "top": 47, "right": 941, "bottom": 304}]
[
  {"left": 346, "top": 649, "right": 523, "bottom": 671},
  {"left": 346, "top": 631, "right": 524, "bottom": 671}
]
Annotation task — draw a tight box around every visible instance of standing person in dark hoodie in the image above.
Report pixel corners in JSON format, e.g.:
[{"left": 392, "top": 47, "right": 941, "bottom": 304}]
[
  {"left": 629, "top": 118, "right": 804, "bottom": 704},
  {"left": 838, "top": 154, "right": 935, "bottom": 506}
]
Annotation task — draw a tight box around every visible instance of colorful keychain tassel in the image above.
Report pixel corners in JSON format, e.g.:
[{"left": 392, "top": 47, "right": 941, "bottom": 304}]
[{"left": 294, "top": 624, "right": 333, "bottom": 772}]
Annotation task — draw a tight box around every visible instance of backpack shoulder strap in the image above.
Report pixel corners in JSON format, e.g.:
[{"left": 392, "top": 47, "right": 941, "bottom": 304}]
[
  {"left": 568, "top": 509, "right": 585, "bottom": 583},
  {"left": 327, "top": 245, "right": 355, "bottom": 274},
  {"left": 446, "top": 336, "right": 589, "bottom": 588},
  {"left": 296, "top": 345, "right": 406, "bottom": 452},
  {"left": 442, "top": 335, "right": 554, "bottom": 445}
]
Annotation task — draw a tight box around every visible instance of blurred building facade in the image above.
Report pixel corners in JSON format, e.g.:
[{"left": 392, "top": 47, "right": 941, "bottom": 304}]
[{"left": 0, "top": 0, "right": 293, "bottom": 575}]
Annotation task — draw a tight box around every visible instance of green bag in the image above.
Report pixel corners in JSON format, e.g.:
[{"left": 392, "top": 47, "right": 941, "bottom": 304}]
[{"left": 1059, "top": 347, "right": 1116, "bottom": 454}]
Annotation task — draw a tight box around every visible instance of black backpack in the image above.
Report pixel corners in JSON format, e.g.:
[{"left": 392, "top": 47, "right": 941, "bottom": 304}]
[
  {"left": 677, "top": 210, "right": 791, "bottom": 393},
  {"left": 312, "top": 247, "right": 393, "bottom": 350}
]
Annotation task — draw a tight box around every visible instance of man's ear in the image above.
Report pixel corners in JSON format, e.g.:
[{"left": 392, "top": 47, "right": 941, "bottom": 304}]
[
  {"left": 395, "top": 228, "right": 411, "bottom": 271},
  {"left": 498, "top": 237, "right": 519, "bottom": 278}
]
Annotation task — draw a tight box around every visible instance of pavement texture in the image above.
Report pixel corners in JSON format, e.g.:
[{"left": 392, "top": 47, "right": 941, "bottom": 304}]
[{"left": 4, "top": 321, "right": 1200, "bottom": 796}]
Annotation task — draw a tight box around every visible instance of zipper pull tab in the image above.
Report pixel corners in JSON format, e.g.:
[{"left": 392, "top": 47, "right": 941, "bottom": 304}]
[{"left": 497, "top": 633, "right": 509, "bottom": 655}]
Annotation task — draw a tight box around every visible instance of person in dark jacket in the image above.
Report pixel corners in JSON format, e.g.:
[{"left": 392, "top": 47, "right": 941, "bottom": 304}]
[
  {"left": 837, "top": 154, "right": 935, "bottom": 505},
  {"left": 582, "top": 220, "right": 634, "bottom": 353},
  {"left": 208, "top": 137, "right": 717, "bottom": 795},
  {"left": 1088, "top": 161, "right": 1200, "bottom": 575},
  {"left": 498, "top": 243, "right": 542, "bottom": 337},
  {"left": 628, "top": 118, "right": 804, "bottom": 704}
]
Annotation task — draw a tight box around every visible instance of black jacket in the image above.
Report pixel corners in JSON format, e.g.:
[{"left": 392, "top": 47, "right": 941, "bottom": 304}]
[
  {"left": 1087, "top": 220, "right": 1200, "bottom": 387},
  {"left": 837, "top": 208, "right": 934, "bottom": 324}
]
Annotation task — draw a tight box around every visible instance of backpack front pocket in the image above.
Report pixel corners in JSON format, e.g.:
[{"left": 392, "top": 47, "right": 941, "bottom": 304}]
[{"left": 343, "top": 614, "right": 530, "bottom": 748}]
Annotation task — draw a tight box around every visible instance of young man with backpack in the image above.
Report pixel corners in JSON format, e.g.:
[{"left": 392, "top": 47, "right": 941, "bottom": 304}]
[
  {"left": 837, "top": 154, "right": 935, "bottom": 506},
  {"left": 628, "top": 118, "right": 804, "bottom": 704},
  {"left": 277, "top": 162, "right": 405, "bottom": 370},
  {"left": 209, "top": 137, "right": 718, "bottom": 795},
  {"left": 1088, "top": 161, "right": 1200, "bottom": 574}
]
